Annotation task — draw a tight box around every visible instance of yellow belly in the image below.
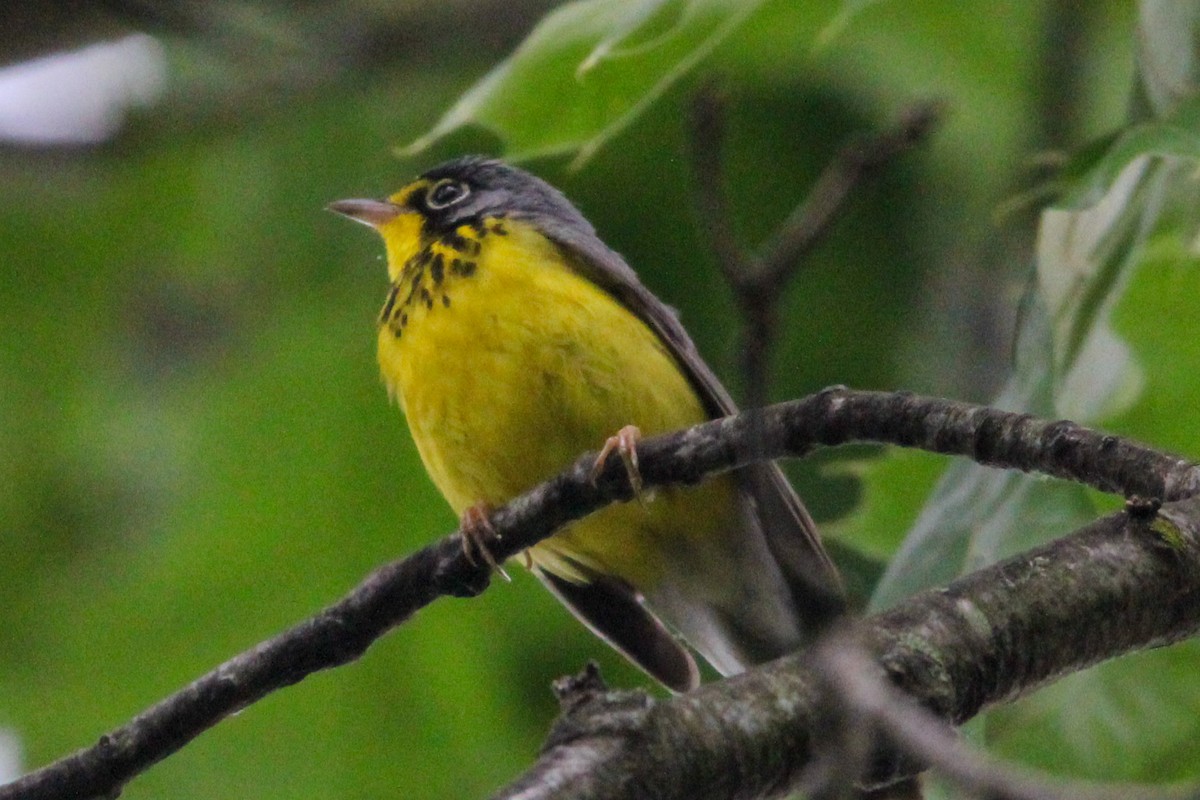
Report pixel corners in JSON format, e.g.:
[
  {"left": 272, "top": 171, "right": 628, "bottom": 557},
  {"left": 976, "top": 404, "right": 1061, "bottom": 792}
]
[{"left": 377, "top": 222, "right": 737, "bottom": 587}]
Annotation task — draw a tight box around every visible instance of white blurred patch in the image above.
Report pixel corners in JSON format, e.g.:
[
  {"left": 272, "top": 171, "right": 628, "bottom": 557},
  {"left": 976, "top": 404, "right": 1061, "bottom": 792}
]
[
  {"left": 0, "top": 34, "right": 166, "bottom": 145},
  {"left": 0, "top": 727, "right": 22, "bottom": 783}
]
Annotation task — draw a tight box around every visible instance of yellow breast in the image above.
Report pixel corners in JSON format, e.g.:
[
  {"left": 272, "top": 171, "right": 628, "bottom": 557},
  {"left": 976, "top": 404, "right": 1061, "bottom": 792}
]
[{"left": 376, "top": 217, "right": 736, "bottom": 586}]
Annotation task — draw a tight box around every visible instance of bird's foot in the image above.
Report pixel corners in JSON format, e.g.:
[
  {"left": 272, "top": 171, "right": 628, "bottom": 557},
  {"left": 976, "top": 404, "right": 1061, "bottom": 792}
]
[
  {"left": 590, "top": 424, "right": 645, "bottom": 502},
  {"left": 460, "top": 503, "right": 511, "bottom": 582}
]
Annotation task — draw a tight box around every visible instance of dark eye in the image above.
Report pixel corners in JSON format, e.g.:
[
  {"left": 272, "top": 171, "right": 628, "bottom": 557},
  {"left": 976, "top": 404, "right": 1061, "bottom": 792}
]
[{"left": 426, "top": 179, "right": 470, "bottom": 210}]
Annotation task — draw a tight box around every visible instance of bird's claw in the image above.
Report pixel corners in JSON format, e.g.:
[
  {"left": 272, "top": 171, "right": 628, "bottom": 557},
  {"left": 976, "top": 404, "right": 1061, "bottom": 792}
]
[
  {"left": 460, "top": 504, "right": 511, "bottom": 582},
  {"left": 590, "top": 424, "right": 645, "bottom": 502}
]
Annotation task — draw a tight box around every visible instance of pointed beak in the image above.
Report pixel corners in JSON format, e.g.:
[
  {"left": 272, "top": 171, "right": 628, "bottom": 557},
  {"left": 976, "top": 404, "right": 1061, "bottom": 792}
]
[{"left": 326, "top": 198, "right": 404, "bottom": 228}]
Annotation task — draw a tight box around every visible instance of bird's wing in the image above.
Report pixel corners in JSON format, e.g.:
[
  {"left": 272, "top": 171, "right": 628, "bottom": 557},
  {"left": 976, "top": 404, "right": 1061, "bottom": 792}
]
[
  {"left": 535, "top": 566, "right": 699, "bottom": 693},
  {"left": 612, "top": 274, "right": 843, "bottom": 614},
  {"left": 543, "top": 228, "right": 843, "bottom": 620}
]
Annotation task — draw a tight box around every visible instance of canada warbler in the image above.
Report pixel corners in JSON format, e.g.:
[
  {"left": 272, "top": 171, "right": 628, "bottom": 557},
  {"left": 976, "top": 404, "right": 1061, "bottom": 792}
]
[{"left": 330, "top": 157, "right": 841, "bottom": 691}]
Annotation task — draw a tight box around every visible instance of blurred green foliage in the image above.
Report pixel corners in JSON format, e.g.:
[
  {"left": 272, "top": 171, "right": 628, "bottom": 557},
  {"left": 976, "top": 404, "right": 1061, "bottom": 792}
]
[{"left": 4, "top": 0, "right": 1199, "bottom": 797}]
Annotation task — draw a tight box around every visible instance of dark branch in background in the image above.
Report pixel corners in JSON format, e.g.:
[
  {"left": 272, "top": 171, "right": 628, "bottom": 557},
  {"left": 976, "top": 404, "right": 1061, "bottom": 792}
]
[
  {"left": 3, "top": 389, "right": 1198, "bottom": 800},
  {"left": 491, "top": 494, "right": 1200, "bottom": 800},
  {"left": 1038, "top": 0, "right": 1090, "bottom": 152},
  {"left": 688, "top": 89, "right": 943, "bottom": 408},
  {"left": 689, "top": 94, "right": 940, "bottom": 800}
]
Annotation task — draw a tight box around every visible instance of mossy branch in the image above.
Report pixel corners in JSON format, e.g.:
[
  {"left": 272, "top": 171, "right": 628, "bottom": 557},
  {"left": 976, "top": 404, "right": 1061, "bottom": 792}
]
[{"left": 494, "top": 497, "right": 1200, "bottom": 800}]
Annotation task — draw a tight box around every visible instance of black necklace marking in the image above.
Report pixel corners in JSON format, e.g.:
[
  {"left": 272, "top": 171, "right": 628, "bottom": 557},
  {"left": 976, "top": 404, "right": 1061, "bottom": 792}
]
[{"left": 379, "top": 214, "right": 507, "bottom": 338}]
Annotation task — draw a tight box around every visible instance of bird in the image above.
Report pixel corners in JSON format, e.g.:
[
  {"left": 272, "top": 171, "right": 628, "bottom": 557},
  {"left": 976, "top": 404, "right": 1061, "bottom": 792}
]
[{"left": 329, "top": 156, "right": 842, "bottom": 692}]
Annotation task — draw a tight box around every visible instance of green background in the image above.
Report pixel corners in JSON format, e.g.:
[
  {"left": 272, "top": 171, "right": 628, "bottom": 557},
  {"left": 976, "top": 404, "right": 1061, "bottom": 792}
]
[{"left": 4, "top": 1, "right": 1198, "bottom": 797}]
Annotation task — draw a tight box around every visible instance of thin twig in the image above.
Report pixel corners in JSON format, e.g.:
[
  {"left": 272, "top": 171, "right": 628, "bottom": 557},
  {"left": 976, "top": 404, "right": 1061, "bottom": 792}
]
[
  {"left": 688, "top": 83, "right": 753, "bottom": 290},
  {"left": 4, "top": 388, "right": 1198, "bottom": 800},
  {"left": 812, "top": 635, "right": 1198, "bottom": 800},
  {"left": 756, "top": 103, "right": 942, "bottom": 293},
  {"left": 688, "top": 89, "right": 942, "bottom": 408}
]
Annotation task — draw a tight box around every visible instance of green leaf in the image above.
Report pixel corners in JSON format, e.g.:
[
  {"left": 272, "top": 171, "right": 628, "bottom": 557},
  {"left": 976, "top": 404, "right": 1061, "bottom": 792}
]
[
  {"left": 1107, "top": 232, "right": 1200, "bottom": 451},
  {"left": 987, "top": 642, "right": 1200, "bottom": 783},
  {"left": 1060, "top": 97, "right": 1200, "bottom": 208},
  {"left": 815, "top": 0, "right": 886, "bottom": 50},
  {"left": 985, "top": 184, "right": 1200, "bottom": 785},
  {"left": 402, "top": 0, "right": 836, "bottom": 165},
  {"left": 1135, "top": 1, "right": 1200, "bottom": 119},
  {"left": 872, "top": 74, "right": 1200, "bottom": 612},
  {"left": 821, "top": 448, "right": 946, "bottom": 563}
]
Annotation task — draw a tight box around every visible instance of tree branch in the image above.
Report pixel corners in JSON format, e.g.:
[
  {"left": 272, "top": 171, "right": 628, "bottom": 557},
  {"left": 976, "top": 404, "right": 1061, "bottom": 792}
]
[
  {"left": 689, "top": 91, "right": 942, "bottom": 407},
  {"left": 491, "top": 496, "right": 1200, "bottom": 799},
  {"left": 4, "top": 388, "right": 1197, "bottom": 800}
]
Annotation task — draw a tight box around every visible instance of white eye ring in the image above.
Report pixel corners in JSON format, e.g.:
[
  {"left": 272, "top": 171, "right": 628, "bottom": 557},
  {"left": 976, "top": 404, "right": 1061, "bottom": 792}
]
[{"left": 426, "top": 179, "right": 470, "bottom": 210}]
